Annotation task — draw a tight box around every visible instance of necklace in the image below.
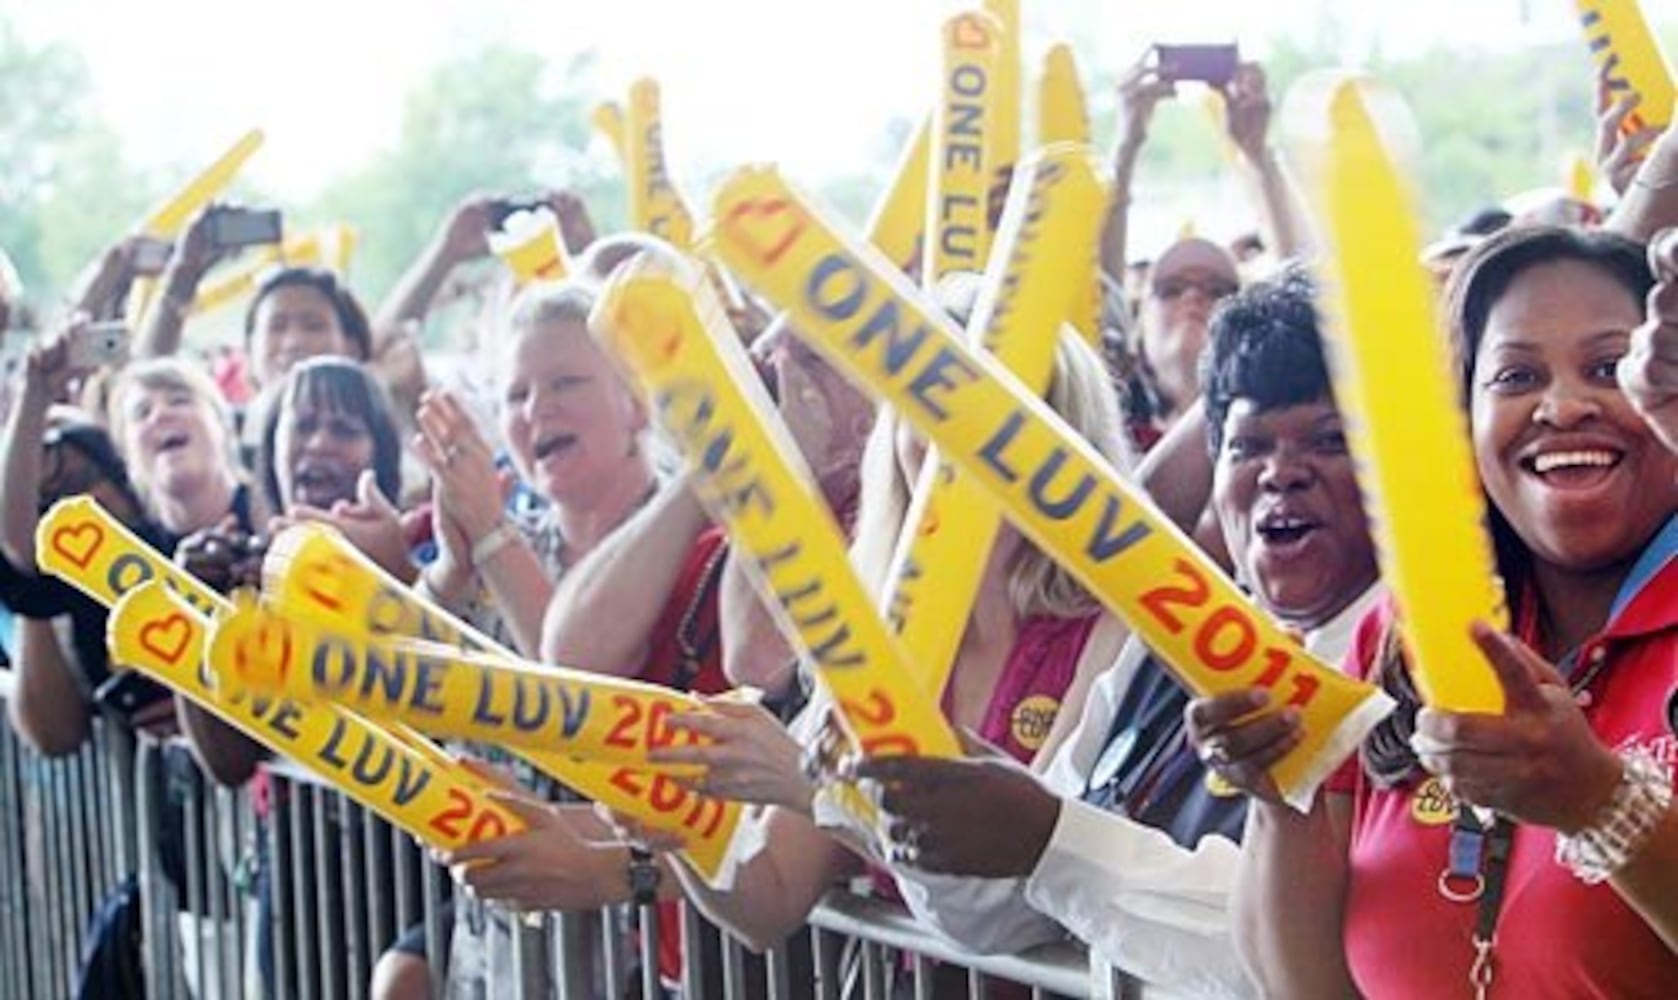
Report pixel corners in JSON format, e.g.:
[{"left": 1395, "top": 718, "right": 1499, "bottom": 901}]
[{"left": 672, "top": 539, "right": 728, "bottom": 688}]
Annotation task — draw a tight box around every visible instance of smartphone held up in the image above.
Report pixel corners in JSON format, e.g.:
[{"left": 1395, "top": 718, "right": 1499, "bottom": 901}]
[
  {"left": 1153, "top": 43, "right": 1239, "bottom": 87},
  {"left": 205, "top": 206, "right": 284, "bottom": 252}
]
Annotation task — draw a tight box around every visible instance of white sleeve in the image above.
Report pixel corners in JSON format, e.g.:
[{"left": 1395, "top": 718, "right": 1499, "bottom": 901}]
[
  {"left": 1023, "top": 801, "right": 1254, "bottom": 999},
  {"left": 886, "top": 637, "right": 1154, "bottom": 958},
  {"left": 892, "top": 868, "right": 1064, "bottom": 956}
]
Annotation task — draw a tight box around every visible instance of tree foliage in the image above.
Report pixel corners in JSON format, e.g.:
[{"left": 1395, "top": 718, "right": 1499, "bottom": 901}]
[
  {"left": 0, "top": 21, "right": 154, "bottom": 302},
  {"left": 2, "top": 15, "right": 1676, "bottom": 308},
  {"left": 306, "top": 44, "right": 623, "bottom": 300}
]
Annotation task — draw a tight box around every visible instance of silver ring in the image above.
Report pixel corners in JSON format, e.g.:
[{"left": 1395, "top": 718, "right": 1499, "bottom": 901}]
[
  {"left": 443, "top": 443, "right": 461, "bottom": 465},
  {"left": 1199, "top": 740, "right": 1232, "bottom": 768}
]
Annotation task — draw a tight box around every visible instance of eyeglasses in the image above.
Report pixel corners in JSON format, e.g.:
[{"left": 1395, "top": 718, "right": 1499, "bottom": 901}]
[{"left": 1153, "top": 277, "right": 1238, "bottom": 302}]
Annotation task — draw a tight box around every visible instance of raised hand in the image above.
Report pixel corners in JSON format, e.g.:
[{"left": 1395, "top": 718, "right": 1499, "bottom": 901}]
[
  {"left": 1410, "top": 622, "right": 1623, "bottom": 833},
  {"left": 850, "top": 754, "right": 1059, "bottom": 878},
  {"left": 1182, "top": 688, "right": 1303, "bottom": 807},
  {"left": 1620, "top": 228, "right": 1678, "bottom": 452}
]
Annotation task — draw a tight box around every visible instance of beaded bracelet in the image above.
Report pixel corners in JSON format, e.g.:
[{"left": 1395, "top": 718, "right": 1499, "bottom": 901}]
[
  {"left": 1554, "top": 745, "right": 1673, "bottom": 885},
  {"left": 470, "top": 520, "right": 520, "bottom": 567}
]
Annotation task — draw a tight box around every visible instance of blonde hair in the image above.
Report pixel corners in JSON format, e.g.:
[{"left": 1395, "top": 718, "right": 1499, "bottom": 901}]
[
  {"left": 850, "top": 329, "right": 1132, "bottom": 621},
  {"left": 108, "top": 357, "right": 239, "bottom": 494}
]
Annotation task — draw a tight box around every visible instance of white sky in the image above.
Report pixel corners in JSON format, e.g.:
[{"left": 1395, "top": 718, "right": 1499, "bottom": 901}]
[{"left": 13, "top": 0, "right": 1582, "bottom": 206}]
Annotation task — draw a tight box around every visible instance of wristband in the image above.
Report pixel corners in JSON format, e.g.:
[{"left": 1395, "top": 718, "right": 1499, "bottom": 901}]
[
  {"left": 626, "top": 846, "right": 660, "bottom": 906},
  {"left": 1554, "top": 745, "right": 1673, "bottom": 885},
  {"left": 470, "top": 520, "right": 519, "bottom": 567}
]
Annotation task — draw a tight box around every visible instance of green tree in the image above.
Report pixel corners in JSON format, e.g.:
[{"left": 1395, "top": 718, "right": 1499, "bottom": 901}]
[
  {"left": 309, "top": 44, "right": 622, "bottom": 301},
  {"left": 0, "top": 18, "right": 153, "bottom": 307}
]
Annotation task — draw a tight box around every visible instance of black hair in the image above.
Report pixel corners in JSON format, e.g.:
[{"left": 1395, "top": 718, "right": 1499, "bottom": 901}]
[
  {"left": 1199, "top": 264, "right": 1333, "bottom": 457},
  {"left": 244, "top": 267, "right": 373, "bottom": 361},
  {"left": 1445, "top": 224, "right": 1654, "bottom": 606},
  {"left": 40, "top": 419, "right": 144, "bottom": 516},
  {"left": 1362, "top": 225, "right": 1654, "bottom": 788},
  {"left": 1457, "top": 207, "right": 1513, "bottom": 238},
  {"left": 259, "top": 357, "right": 402, "bottom": 514}
]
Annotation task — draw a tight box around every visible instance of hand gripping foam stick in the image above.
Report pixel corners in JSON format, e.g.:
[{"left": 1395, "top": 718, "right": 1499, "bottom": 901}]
[
  {"left": 709, "top": 166, "right": 1394, "bottom": 808},
  {"left": 1287, "top": 75, "right": 1507, "bottom": 713},
  {"left": 208, "top": 599, "right": 710, "bottom": 772},
  {"left": 260, "top": 524, "right": 744, "bottom": 882},
  {"left": 594, "top": 259, "right": 961, "bottom": 761},
  {"left": 34, "top": 497, "right": 519, "bottom": 848},
  {"left": 111, "top": 584, "right": 525, "bottom": 850}
]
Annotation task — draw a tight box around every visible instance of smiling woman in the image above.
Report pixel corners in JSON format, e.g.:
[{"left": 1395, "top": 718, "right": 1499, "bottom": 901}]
[
  {"left": 259, "top": 358, "right": 403, "bottom": 516},
  {"left": 1197, "top": 228, "right": 1678, "bottom": 999}
]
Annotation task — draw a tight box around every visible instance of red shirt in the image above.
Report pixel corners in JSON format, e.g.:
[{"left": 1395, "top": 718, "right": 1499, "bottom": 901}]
[
  {"left": 1329, "top": 549, "right": 1677, "bottom": 999},
  {"left": 638, "top": 527, "right": 730, "bottom": 696},
  {"left": 975, "top": 613, "right": 1100, "bottom": 762}
]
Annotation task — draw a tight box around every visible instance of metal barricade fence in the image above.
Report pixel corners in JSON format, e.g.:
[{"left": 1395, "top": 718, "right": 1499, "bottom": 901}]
[
  {"left": 1, "top": 681, "right": 140, "bottom": 1000},
  {"left": 249, "top": 764, "right": 1140, "bottom": 1000},
  {"left": 2, "top": 701, "right": 1141, "bottom": 1000}
]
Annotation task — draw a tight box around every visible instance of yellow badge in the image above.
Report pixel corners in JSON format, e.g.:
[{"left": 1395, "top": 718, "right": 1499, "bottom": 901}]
[
  {"left": 1008, "top": 694, "right": 1060, "bottom": 752},
  {"left": 1410, "top": 776, "right": 1456, "bottom": 826},
  {"left": 1204, "top": 770, "right": 1241, "bottom": 798}
]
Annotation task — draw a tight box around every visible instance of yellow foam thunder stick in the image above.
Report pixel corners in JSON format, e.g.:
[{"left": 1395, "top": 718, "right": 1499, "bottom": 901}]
[
  {"left": 1577, "top": 0, "right": 1675, "bottom": 133},
  {"left": 1289, "top": 77, "right": 1505, "bottom": 714},
  {"left": 260, "top": 524, "right": 743, "bottom": 882},
  {"left": 139, "top": 128, "right": 266, "bottom": 238},
  {"left": 112, "top": 585, "right": 524, "bottom": 849},
  {"left": 866, "top": 116, "right": 931, "bottom": 275},
  {"left": 1038, "top": 44, "right": 1090, "bottom": 146},
  {"left": 190, "top": 225, "right": 356, "bottom": 316},
  {"left": 982, "top": 0, "right": 1021, "bottom": 229},
  {"left": 34, "top": 497, "right": 480, "bottom": 781},
  {"left": 34, "top": 499, "right": 483, "bottom": 779},
  {"left": 925, "top": 10, "right": 1003, "bottom": 285},
  {"left": 886, "top": 145, "right": 1106, "bottom": 697},
  {"left": 127, "top": 128, "right": 266, "bottom": 325},
  {"left": 487, "top": 208, "right": 571, "bottom": 285},
  {"left": 595, "top": 261, "right": 961, "bottom": 761},
  {"left": 1035, "top": 46, "right": 1104, "bottom": 344},
  {"left": 710, "top": 167, "right": 1393, "bottom": 807},
  {"left": 32, "top": 498, "right": 519, "bottom": 849},
  {"left": 625, "top": 78, "right": 696, "bottom": 250},
  {"left": 209, "top": 600, "right": 708, "bottom": 771}
]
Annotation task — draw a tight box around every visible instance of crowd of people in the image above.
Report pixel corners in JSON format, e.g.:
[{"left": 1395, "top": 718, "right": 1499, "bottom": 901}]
[{"left": 1, "top": 41, "right": 1675, "bottom": 1000}]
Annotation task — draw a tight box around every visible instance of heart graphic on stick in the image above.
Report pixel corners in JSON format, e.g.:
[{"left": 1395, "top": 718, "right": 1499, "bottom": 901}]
[
  {"left": 721, "top": 198, "right": 806, "bottom": 269},
  {"left": 50, "top": 522, "right": 105, "bottom": 570},
  {"left": 951, "top": 14, "right": 993, "bottom": 51},
  {"left": 139, "top": 614, "right": 193, "bottom": 667}
]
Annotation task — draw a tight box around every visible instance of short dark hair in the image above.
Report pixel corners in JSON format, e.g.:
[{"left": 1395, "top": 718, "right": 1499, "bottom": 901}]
[
  {"left": 259, "top": 358, "right": 401, "bottom": 514},
  {"left": 1200, "top": 265, "right": 1333, "bottom": 456},
  {"left": 245, "top": 267, "right": 373, "bottom": 361},
  {"left": 1457, "top": 206, "right": 1512, "bottom": 238}
]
